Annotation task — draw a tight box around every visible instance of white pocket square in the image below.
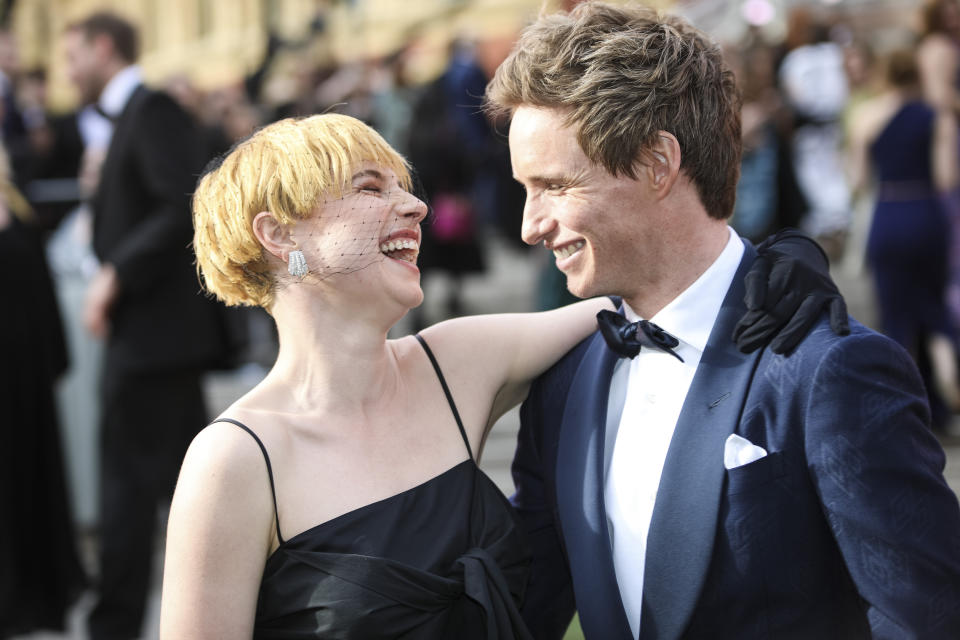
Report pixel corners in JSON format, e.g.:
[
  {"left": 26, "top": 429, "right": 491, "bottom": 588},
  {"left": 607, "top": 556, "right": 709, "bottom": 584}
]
[{"left": 724, "top": 433, "right": 768, "bottom": 470}]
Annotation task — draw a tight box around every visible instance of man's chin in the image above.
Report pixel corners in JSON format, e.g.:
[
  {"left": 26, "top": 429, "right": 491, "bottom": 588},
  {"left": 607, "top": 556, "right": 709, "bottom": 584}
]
[{"left": 565, "top": 279, "right": 594, "bottom": 301}]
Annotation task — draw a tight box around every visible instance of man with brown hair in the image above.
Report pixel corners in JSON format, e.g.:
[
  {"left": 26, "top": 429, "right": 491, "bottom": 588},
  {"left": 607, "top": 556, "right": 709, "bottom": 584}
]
[
  {"left": 63, "top": 12, "right": 227, "bottom": 639},
  {"left": 487, "top": 3, "right": 960, "bottom": 638}
]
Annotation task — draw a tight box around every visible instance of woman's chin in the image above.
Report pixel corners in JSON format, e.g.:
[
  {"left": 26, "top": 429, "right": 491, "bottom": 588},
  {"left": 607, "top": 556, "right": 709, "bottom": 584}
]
[
  {"left": 386, "top": 285, "right": 424, "bottom": 315},
  {"left": 403, "top": 288, "right": 425, "bottom": 310}
]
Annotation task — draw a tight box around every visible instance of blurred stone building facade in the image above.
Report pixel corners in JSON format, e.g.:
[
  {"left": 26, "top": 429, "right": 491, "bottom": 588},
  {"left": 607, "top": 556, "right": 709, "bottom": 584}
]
[{"left": 7, "top": 0, "right": 558, "bottom": 111}]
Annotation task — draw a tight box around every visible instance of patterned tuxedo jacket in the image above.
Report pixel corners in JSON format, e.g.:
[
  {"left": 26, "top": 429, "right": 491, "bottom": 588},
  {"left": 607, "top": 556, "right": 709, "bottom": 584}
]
[{"left": 513, "top": 243, "right": 960, "bottom": 640}]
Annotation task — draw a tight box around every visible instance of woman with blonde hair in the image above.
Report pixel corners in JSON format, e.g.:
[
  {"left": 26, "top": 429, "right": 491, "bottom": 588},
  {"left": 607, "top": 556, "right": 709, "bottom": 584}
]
[{"left": 159, "top": 113, "right": 841, "bottom": 638}]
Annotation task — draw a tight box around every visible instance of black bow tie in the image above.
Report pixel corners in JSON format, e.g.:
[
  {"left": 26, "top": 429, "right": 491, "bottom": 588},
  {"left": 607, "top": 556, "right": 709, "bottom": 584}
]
[
  {"left": 597, "top": 309, "right": 684, "bottom": 362},
  {"left": 93, "top": 104, "right": 118, "bottom": 123}
]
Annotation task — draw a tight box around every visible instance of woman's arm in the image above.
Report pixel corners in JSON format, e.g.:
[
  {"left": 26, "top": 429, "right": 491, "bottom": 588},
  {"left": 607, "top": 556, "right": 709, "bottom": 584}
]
[
  {"left": 933, "top": 108, "right": 960, "bottom": 193},
  {"left": 159, "top": 423, "right": 276, "bottom": 639},
  {"left": 419, "top": 297, "right": 614, "bottom": 431},
  {"left": 845, "top": 101, "right": 874, "bottom": 198}
]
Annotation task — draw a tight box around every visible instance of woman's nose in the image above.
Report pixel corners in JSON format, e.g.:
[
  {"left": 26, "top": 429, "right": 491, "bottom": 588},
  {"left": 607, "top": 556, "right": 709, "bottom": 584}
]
[{"left": 397, "top": 189, "right": 428, "bottom": 222}]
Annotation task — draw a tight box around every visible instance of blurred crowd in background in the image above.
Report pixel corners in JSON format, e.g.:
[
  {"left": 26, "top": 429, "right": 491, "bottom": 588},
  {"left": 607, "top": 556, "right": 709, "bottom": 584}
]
[{"left": 3, "top": 0, "right": 960, "bottom": 637}]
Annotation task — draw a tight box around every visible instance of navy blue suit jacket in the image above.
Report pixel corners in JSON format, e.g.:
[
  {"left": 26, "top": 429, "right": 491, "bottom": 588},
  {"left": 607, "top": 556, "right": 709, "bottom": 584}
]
[{"left": 513, "top": 244, "right": 960, "bottom": 639}]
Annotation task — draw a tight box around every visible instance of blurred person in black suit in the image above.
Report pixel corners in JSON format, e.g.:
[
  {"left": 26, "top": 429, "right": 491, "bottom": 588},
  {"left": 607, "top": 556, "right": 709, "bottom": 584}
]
[{"left": 63, "top": 12, "right": 228, "bottom": 639}]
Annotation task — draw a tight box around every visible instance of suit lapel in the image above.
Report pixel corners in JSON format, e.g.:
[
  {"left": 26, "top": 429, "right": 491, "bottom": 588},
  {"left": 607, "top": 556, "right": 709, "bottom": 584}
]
[
  {"left": 556, "top": 331, "right": 633, "bottom": 640},
  {"left": 107, "top": 85, "right": 147, "bottom": 157},
  {"left": 94, "top": 85, "right": 148, "bottom": 218},
  {"left": 639, "top": 245, "right": 762, "bottom": 640}
]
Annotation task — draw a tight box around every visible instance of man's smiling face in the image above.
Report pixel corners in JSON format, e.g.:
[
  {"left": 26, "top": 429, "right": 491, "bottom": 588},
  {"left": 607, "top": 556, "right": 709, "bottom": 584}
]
[{"left": 509, "top": 105, "right": 656, "bottom": 301}]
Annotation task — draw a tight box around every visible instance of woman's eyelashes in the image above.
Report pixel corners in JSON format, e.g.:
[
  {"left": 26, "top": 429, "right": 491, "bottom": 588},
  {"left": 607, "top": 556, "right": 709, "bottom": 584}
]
[
  {"left": 357, "top": 182, "right": 382, "bottom": 194},
  {"left": 355, "top": 183, "right": 416, "bottom": 202}
]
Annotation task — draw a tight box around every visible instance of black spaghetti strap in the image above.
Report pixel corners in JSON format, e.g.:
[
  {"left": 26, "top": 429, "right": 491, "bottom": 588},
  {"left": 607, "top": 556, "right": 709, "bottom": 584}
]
[
  {"left": 211, "top": 418, "right": 285, "bottom": 545},
  {"left": 415, "top": 334, "right": 474, "bottom": 460}
]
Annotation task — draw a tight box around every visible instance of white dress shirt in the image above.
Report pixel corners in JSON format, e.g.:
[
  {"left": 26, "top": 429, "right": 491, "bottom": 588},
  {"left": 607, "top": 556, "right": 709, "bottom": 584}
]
[
  {"left": 604, "top": 227, "right": 744, "bottom": 638},
  {"left": 98, "top": 64, "right": 142, "bottom": 121},
  {"left": 77, "top": 105, "right": 112, "bottom": 150}
]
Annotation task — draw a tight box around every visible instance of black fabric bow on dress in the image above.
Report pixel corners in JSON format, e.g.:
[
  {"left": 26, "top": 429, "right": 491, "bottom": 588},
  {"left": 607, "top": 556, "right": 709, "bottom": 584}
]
[{"left": 597, "top": 309, "right": 685, "bottom": 362}]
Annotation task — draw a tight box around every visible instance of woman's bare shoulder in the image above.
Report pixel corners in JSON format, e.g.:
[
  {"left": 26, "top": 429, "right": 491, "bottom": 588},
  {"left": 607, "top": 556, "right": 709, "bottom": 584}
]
[
  {"left": 849, "top": 93, "right": 903, "bottom": 145},
  {"left": 180, "top": 419, "right": 274, "bottom": 492}
]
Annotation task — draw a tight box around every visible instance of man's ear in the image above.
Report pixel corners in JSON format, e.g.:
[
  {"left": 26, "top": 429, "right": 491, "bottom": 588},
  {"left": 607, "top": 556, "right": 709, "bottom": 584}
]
[
  {"left": 644, "top": 131, "right": 682, "bottom": 199},
  {"left": 252, "top": 211, "right": 296, "bottom": 261}
]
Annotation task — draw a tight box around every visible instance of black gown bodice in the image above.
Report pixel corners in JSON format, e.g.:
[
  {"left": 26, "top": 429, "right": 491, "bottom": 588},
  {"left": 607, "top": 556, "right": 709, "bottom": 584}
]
[{"left": 215, "top": 336, "right": 532, "bottom": 639}]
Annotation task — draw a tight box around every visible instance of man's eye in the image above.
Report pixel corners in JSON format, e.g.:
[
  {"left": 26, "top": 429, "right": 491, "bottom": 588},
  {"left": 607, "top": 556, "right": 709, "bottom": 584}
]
[
  {"left": 546, "top": 183, "right": 564, "bottom": 191},
  {"left": 359, "top": 184, "right": 381, "bottom": 193}
]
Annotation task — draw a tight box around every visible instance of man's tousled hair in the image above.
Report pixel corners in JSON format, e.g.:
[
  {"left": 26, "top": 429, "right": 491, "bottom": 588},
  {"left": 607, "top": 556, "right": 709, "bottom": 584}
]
[{"left": 486, "top": 1, "right": 742, "bottom": 220}]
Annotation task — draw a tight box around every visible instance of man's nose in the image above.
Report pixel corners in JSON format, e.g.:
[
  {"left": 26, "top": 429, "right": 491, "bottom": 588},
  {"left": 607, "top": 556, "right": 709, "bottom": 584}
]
[{"left": 520, "top": 199, "right": 555, "bottom": 246}]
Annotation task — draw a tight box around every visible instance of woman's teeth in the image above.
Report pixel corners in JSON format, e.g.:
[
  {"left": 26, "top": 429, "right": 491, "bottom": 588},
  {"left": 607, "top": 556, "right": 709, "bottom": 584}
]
[
  {"left": 553, "top": 241, "right": 585, "bottom": 260},
  {"left": 380, "top": 238, "right": 419, "bottom": 262}
]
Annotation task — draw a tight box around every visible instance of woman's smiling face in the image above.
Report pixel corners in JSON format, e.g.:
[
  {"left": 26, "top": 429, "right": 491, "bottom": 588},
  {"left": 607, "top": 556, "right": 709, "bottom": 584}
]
[{"left": 291, "top": 163, "right": 429, "bottom": 308}]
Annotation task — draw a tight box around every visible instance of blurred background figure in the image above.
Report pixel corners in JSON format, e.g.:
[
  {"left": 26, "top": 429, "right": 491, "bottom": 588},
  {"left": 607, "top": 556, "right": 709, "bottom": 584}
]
[
  {"left": 406, "top": 25, "right": 525, "bottom": 325},
  {"left": 44, "top": 130, "right": 109, "bottom": 538},
  {"left": 17, "top": 66, "right": 87, "bottom": 232},
  {"left": 0, "top": 28, "right": 30, "bottom": 187},
  {"left": 848, "top": 47, "right": 960, "bottom": 430},
  {"left": 917, "top": 0, "right": 960, "bottom": 329},
  {"left": 917, "top": 0, "right": 960, "bottom": 111},
  {"left": 406, "top": 38, "right": 490, "bottom": 326},
  {"left": 0, "top": 143, "right": 86, "bottom": 637},
  {"left": 366, "top": 45, "right": 420, "bottom": 153},
  {"left": 778, "top": 6, "right": 853, "bottom": 261},
  {"left": 727, "top": 28, "right": 805, "bottom": 244},
  {"left": 61, "top": 12, "right": 230, "bottom": 639},
  {"left": 163, "top": 73, "right": 232, "bottom": 164},
  {"left": 839, "top": 37, "right": 881, "bottom": 277}
]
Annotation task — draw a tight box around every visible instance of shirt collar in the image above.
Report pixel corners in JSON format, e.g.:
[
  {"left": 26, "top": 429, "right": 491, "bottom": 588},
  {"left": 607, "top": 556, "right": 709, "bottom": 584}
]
[
  {"left": 77, "top": 104, "right": 112, "bottom": 149},
  {"left": 99, "top": 65, "right": 142, "bottom": 119},
  {"left": 623, "top": 226, "right": 744, "bottom": 355}
]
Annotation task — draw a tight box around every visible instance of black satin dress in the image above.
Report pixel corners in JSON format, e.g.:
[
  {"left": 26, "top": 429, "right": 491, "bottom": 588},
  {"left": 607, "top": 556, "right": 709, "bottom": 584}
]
[{"left": 215, "top": 335, "right": 533, "bottom": 639}]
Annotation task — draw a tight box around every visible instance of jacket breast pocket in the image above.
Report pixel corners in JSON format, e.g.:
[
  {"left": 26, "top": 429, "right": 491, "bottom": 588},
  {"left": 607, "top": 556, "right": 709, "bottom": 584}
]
[{"left": 725, "top": 450, "right": 787, "bottom": 495}]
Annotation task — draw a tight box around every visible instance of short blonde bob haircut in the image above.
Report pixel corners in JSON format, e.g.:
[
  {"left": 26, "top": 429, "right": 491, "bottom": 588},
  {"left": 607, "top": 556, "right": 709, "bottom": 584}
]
[{"left": 193, "top": 114, "right": 411, "bottom": 308}]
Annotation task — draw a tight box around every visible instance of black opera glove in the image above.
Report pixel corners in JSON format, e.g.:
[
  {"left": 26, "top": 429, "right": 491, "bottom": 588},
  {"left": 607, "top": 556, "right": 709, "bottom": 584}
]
[{"left": 733, "top": 229, "right": 850, "bottom": 355}]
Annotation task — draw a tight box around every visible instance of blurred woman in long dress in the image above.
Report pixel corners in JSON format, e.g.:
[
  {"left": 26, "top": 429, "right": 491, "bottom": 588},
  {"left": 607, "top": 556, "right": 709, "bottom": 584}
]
[{"left": 850, "top": 49, "right": 960, "bottom": 427}]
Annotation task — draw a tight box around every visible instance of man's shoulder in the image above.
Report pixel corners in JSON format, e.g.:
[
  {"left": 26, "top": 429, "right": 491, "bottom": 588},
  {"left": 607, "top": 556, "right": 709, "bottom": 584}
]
[
  {"left": 795, "top": 315, "right": 895, "bottom": 350},
  {"left": 123, "top": 85, "right": 188, "bottom": 122},
  {"left": 767, "top": 315, "right": 916, "bottom": 375},
  {"left": 119, "top": 87, "right": 197, "bottom": 155},
  {"left": 529, "top": 332, "right": 598, "bottom": 397}
]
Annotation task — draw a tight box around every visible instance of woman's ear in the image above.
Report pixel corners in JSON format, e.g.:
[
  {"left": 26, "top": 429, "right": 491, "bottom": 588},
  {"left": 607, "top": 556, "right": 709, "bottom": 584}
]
[
  {"left": 252, "top": 211, "right": 296, "bottom": 261},
  {"left": 645, "top": 131, "right": 682, "bottom": 199}
]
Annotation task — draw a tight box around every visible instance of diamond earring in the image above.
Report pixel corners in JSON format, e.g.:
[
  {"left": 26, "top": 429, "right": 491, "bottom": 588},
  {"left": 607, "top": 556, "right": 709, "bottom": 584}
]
[{"left": 288, "top": 249, "right": 308, "bottom": 278}]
